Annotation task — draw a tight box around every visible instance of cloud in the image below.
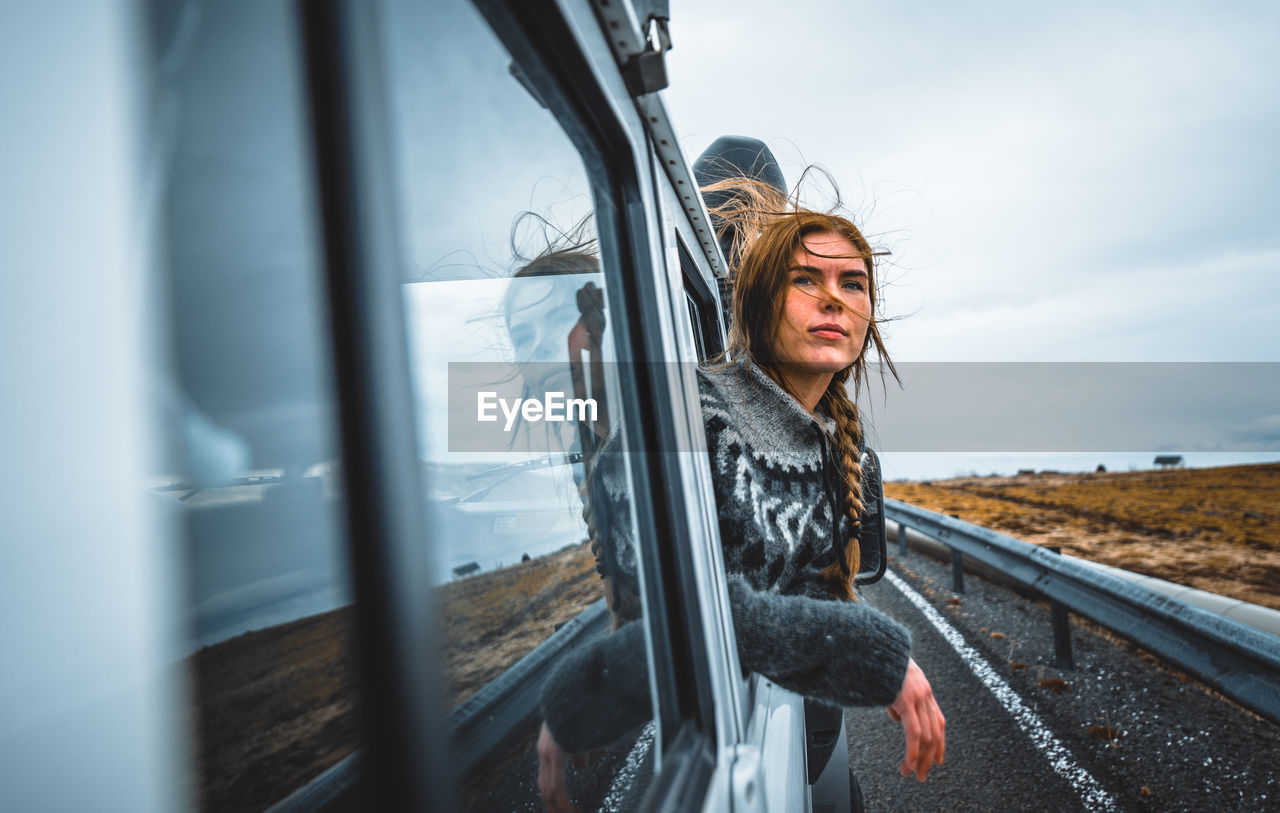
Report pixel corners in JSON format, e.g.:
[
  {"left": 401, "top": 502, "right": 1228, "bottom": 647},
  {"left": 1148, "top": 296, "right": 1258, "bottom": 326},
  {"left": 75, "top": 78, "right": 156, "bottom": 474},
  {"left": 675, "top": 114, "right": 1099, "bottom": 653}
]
[
  {"left": 880, "top": 246, "right": 1280, "bottom": 361},
  {"left": 1227, "top": 413, "right": 1280, "bottom": 449},
  {"left": 664, "top": 0, "right": 1280, "bottom": 364}
]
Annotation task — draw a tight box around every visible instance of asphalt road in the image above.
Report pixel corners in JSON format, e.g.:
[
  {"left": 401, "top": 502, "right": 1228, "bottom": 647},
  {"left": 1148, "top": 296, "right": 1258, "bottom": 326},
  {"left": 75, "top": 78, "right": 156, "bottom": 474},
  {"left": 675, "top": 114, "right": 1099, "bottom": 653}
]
[{"left": 847, "top": 552, "right": 1279, "bottom": 812}]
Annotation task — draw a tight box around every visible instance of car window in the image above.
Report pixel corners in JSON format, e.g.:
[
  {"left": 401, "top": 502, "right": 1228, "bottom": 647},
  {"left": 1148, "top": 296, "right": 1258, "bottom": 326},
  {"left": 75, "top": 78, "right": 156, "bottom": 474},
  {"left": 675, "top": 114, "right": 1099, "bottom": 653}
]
[
  {"left": 380, "top": 0, "right": 659, "bottom": 808},
  {"left": 143, "top": 1, "right": 361, "bottom": 809}
]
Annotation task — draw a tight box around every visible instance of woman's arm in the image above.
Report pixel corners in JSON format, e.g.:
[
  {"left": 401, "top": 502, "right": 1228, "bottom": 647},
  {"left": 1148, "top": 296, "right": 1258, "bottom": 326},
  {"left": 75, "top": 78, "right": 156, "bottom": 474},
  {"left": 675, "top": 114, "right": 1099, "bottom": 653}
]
[
  {"left": 540, "top": 575, "right": 912, "bottom": 752},
  {"left": 540, "top": 618, "right": 651, "bottom": 753},
  {"left": 725, "top": 575, "right": 911, "bottom": 706}
]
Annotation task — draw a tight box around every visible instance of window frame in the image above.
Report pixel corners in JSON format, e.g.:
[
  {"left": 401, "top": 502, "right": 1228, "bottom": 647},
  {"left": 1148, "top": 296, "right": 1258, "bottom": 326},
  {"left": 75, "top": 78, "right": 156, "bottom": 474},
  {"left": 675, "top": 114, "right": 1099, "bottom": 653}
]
[
  {"left": 678, "top": 238, "right": 726, "bottom": 361},
  {"left": 298, "top": 0, "right": 736, "bottom": 807},
  {"left": 472, "top": 0, "right": 722, "bottom": 764},
  {"left": 296, "top": 1, "right": 456, "bottom": 810},
  {"left": 470, "top": 0, "right": 742, "bottom": 805}
]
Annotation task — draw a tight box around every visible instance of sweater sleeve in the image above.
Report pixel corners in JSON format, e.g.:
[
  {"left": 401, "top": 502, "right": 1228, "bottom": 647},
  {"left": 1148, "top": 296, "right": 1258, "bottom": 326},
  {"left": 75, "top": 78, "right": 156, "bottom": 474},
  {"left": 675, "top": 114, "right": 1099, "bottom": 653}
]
[
  {"left": 726, "top": 575, "right": 911, "bottom": 707},
  {"left": 540, "top": 576, "right": 912, "bottom": 752},
  {"left": 539, "top": 618, "right": 651, "bottom": 753}
]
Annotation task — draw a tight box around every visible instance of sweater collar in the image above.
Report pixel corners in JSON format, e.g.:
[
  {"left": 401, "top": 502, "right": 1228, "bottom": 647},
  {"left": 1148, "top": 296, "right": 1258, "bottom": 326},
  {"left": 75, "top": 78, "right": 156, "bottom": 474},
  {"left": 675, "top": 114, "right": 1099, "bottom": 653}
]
[
  {"left": 737, "top": 355, "right": 836, "bottom": 432},
  {"left": 699, "top": 355, "right": 836, "bottom": 467}
]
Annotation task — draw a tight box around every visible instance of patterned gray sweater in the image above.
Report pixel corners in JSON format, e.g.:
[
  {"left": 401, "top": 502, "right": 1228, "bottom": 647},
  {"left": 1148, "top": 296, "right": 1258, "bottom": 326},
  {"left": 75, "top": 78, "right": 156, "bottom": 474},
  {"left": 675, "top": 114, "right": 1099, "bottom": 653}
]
[
  {"left": 698, "top": 356, "right": 883, "bottom": 596},
  {"left": 541, "top": 357, "right": 912, "bottom": 753}
]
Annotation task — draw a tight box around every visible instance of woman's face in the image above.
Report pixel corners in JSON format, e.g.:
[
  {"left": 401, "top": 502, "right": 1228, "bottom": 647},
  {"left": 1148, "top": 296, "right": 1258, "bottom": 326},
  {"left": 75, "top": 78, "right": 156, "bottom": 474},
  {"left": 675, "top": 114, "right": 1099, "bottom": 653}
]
[
  {"left": 772, "top": 231, "right": 872, "bottom": 376},
  {"left": 503, "top": 275, "right": 586, "bottom": 397},
  {"left": 505, "top": 276, "right": 584, "bottom": 367}
]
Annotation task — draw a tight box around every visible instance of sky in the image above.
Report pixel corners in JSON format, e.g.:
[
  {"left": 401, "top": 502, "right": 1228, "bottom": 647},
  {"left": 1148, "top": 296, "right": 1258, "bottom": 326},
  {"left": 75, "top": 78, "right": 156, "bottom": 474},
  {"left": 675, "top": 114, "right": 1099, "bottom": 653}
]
[{"left": 660, "top": 0, "right": 1280, "bottom": 479}]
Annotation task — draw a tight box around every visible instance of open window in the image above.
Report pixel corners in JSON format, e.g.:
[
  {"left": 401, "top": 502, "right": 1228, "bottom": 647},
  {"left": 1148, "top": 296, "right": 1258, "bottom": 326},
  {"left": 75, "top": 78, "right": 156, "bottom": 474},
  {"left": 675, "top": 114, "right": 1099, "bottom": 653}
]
[{"left": 678, "top": 238, "right": 725, "bottom": 362}]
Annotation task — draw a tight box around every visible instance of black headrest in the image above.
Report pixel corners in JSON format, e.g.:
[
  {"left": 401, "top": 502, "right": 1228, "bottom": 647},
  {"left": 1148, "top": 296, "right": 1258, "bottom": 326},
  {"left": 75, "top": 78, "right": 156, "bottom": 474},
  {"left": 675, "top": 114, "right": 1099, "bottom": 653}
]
[
  {"left": 693, "top": 136, "right": 787, "bottom": 267},
  {"left": 692, "top": 135, "right": 788, "bottom": 197}
]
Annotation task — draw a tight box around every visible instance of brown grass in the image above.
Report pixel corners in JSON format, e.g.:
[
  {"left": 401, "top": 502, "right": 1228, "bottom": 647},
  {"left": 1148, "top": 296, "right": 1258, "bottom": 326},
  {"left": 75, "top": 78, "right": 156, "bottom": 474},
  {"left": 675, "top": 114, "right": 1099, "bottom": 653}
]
[
  {"left": 438, "top": 540, "right": 604, "bottom": 706},
  {"left": 191, "top": 608, "right": 359, "bottom": 813},
  {"left": 190, "top": 540, "right": 603, "bottom": 811},
  {"left": 1038, "top": 677, "right": 1071, "bottom": 694},
  {"left": 886, "top": 463, "right": 1280, "bottom": 610}
]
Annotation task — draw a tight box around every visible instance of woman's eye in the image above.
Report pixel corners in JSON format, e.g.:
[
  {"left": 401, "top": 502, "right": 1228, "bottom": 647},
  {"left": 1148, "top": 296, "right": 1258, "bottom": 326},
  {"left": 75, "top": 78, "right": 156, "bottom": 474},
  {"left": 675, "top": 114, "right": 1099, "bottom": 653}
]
[
  {"left": 843, "top": 281, "right": 865, "bottom": 292},
  {"left": 792, "top": 275, "right": 814, "bottom": 286}
]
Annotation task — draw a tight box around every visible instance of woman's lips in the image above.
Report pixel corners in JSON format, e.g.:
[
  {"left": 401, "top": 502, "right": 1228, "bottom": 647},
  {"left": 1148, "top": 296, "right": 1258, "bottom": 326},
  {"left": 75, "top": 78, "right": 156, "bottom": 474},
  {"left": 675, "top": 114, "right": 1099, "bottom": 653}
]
[{"left": 810, "top": 324, "right": 847, "bottom": 339}]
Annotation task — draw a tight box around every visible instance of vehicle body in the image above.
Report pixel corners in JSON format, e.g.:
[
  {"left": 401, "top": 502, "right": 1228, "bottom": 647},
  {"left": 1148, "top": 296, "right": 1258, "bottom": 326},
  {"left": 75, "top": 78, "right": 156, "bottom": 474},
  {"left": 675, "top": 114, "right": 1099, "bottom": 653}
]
[{"left": 2, "top": 0, "right": 883, "bottom": 810}]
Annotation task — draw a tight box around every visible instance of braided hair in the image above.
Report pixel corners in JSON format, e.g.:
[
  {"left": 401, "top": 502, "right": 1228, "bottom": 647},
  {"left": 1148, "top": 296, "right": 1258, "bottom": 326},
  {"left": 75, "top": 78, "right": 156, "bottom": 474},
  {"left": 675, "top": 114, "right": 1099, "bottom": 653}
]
[{"left": 816, "top": 371, "right": 866, "bottom": 600}]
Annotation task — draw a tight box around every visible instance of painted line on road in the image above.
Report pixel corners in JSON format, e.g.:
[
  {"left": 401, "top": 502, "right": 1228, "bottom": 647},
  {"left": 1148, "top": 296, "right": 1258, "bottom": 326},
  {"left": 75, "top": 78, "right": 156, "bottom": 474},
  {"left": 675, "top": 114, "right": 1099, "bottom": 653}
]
[
  {"left": 601, "top": 720, "right": 655, "bottom": 812},
  {"left": 885, "top": 568, "right": 1117, "bottom": 812}
]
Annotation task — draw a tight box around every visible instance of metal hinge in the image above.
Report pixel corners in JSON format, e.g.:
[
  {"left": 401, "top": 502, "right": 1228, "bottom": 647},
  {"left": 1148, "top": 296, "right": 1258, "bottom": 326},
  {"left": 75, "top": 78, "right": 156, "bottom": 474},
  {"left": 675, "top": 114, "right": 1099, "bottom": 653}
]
[
  {"left": 621, "top": 2, "right": 672, "bottom": 96},
  {"left": 729, "top": 744, "right": 766, "bottom": 813}
]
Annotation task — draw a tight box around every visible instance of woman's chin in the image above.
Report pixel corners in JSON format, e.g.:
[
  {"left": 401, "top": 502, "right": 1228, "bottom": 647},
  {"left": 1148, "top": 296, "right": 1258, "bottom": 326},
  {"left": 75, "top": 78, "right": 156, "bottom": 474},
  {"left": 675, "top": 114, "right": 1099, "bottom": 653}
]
[{"left": 793, "top": 355, "right": 857, "bottom": 374}]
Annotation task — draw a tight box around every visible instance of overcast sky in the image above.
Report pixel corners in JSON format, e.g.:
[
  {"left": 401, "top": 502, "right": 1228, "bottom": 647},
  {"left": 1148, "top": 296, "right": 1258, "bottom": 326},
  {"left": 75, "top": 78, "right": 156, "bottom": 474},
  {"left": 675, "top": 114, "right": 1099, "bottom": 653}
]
[{"left": 662, "top": 0, "right": 1280, "bottom": 477}]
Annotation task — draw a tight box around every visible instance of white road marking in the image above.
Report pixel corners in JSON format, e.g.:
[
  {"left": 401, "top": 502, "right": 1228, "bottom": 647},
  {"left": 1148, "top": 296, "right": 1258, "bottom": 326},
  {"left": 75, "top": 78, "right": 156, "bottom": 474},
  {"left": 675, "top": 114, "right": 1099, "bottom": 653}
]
[
  {"left": 885, "top": 568, "right": 1117, "bottom": 812},
  {"left": 600, "top": 720, "right": 656, "bottom": 812}
]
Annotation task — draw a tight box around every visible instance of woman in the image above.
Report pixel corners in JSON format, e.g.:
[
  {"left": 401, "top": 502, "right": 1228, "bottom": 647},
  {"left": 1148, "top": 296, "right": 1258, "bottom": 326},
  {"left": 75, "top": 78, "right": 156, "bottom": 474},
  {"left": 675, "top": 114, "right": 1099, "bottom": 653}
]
[{"left": 537, "top": 185, "right": 946, "bottom": 812}]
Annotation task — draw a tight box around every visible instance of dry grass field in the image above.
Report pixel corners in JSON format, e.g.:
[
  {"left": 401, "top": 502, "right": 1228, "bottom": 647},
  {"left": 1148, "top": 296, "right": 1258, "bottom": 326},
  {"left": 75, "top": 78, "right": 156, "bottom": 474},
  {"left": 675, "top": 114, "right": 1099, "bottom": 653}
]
[
  {"left": 885, "top": 462, "right": 1280, "bottom": 610},
  {"left": 438, "top": 540, "right": 603, "bottom": 706},
  {"left": 190, "top": 541, "right": 602, "bottom": 811},
  {"left": 190, "top": 608, "right": 360, "bottom": 813}
]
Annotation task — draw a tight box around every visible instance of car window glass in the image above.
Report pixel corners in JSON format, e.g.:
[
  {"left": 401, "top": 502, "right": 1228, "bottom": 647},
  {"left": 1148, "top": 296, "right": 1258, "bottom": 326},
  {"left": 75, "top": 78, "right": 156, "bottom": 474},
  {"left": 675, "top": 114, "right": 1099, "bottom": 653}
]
[
  {"left": 145, "top": 1, "right": 360, "bottom": 809},
  {"left": 381, "top": 0, "right": 659, "bottom": 808}
]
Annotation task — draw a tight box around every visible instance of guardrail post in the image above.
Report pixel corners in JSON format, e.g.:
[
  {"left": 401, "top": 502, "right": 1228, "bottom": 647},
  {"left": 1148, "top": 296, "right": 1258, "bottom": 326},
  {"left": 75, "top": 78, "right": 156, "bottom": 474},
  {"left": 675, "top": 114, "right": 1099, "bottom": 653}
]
[
  {"left": 1050, "top": 599, "right": 1075, "bottom": 669},
  {"left": 898, "top": 523, "right": 908, "bottom": 558},
  {"left": 950, "top": 549, "right": 964, "bottom": 594},
  {"left": 1045, "top": 546, "right": 1074, "bottom": 669}
]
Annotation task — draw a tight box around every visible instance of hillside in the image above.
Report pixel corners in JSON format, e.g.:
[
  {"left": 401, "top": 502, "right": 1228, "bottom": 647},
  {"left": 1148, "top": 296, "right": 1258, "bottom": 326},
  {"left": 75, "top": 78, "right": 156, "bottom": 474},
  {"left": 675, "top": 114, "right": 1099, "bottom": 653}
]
[
  {"left": 439, "top": 540, "right": 603, "bottom": 706},
  {"left": 885, "top": 462, "right": 1280, "bottom": 610}
]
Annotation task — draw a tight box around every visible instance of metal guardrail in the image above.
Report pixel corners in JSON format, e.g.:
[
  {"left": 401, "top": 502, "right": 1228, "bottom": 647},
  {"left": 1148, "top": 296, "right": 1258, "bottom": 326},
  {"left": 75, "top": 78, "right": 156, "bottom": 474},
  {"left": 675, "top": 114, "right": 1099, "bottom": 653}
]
[
  {"left": 266, "top": 752, "right": 361, "bottom": 813},
  {"left": 885, "top": 498, "right": 1280, "bottom": 726},
  {"left": 268, "top": 598, "right": 613, "bottom": 812},
  {"left": 1078, "top": 558, "right": 1280, "bottom": 636},
  {"left": 890, "top": 518, "right": 1280, "bottom": 637}
]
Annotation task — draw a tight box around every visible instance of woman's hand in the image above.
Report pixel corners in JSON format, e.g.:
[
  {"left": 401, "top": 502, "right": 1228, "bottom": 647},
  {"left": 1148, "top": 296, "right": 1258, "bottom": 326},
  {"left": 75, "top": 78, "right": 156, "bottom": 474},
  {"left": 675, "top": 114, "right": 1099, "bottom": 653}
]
[
  {"left": 886, "top": 658, "right": 946, "bottom": 782},
  {"left": 537, "top": 721, "right": 580, "bottom": 813}
]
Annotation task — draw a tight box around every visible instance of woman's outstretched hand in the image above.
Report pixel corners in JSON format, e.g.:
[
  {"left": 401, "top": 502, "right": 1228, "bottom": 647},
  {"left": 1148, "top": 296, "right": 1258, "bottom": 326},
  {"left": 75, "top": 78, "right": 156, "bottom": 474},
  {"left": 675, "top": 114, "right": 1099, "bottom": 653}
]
[
  {"left": 887, "top": 658, "right": 946, "bottom": 782},
  {"left": 537, "top": 721, "right": 580, "bottom": 813}
]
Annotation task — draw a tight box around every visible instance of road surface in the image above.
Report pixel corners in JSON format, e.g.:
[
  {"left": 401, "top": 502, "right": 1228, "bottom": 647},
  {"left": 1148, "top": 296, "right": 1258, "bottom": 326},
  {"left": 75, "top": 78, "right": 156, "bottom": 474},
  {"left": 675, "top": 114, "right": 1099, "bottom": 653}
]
[{"left": 846, "top": 551, "right": 1278, "bottom": 812}]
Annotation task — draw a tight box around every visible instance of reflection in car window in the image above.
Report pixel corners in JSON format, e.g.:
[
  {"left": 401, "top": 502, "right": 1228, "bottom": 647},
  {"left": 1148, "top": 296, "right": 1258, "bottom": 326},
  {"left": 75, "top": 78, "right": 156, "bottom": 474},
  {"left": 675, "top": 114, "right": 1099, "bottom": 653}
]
[
  {"left": 145, "top": 1, "right": 359, "bottom": 809},
  {"left": 382, "top": 0, "right": 657, "bottom": 808}
]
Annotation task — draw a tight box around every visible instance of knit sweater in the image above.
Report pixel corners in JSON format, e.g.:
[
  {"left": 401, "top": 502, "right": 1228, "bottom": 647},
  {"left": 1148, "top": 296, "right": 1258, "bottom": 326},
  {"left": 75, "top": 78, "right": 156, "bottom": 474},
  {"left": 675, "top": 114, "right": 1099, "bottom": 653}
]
[
  {"left": 541, "top": 356, "right": 912, "bottom": 753},
  {"left": 697, "top": 356, "right": 887, "bottom": 596}
]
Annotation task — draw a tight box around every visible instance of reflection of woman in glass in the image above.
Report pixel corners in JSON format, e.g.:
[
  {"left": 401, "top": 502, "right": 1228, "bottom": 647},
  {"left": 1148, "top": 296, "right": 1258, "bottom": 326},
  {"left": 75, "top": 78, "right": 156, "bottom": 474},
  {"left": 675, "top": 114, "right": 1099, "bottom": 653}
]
[
  {"left": 494, "top": 227, "right": 650, "bottom": 642},
  {"left": 503, "top": 238, "right": 605, "bottom": 426},
  {"left": 537, "top": 176, "right": 945, "bottom": 812},
  {"left": 501, "top": 236, "right": 637, "bottom": 628}
]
